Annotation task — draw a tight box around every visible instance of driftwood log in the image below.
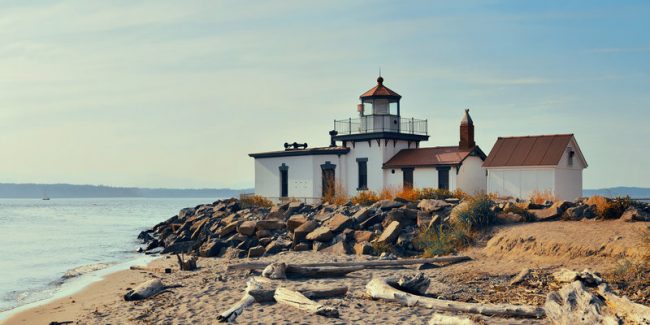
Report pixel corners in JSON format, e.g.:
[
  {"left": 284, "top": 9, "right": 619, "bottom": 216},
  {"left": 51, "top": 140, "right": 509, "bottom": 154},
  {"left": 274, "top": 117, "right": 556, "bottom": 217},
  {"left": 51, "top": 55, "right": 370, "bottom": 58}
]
[
  {"left": 124, "top": 279, "right": 180, "bottom": 301},
  {"left": 428, "top": 314, "right": 475, "bottom": 325},
  {"left": 227, "top": 256, "right": 471, "bottom": 271},
  {"left": 261, "top": 262, "right": 364, "bottom": 279},
  {"left": 248, "top": 285, "right": 348, "bottom": 303},
  {"left": 217, "top": 278, "right": 263, "bottom": 322},
  {"left": 177, "top": 254, "right": 198, "bottom": 271},
  {"left": 598, "top": 283, "right": 650, "bottom": 324},
  {"left": 386, "top": 272, "right": 430, "bottom": 295},
  {"left": 273, "top": 287, "right": 339, "bottom": 318},
  {"left": 366, "top": 277, "right": 545, "bottom": 318},
  {"left": 129, "top": 265, "right": 172, "bottom": 274}
]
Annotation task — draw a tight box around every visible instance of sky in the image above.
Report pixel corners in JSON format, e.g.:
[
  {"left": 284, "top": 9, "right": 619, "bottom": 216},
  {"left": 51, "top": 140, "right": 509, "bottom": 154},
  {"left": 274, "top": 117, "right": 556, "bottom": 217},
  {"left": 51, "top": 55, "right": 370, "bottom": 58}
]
[{"left": 0, "top": 0, "right": 648, "bottom": 189}]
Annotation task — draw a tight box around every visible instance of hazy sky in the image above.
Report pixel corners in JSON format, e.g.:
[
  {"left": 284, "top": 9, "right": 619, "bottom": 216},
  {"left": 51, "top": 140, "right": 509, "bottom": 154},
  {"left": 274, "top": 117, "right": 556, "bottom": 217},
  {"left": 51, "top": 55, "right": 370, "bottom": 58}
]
[{"left": 1, "top": 1, "right": 648, "bottom": 189}]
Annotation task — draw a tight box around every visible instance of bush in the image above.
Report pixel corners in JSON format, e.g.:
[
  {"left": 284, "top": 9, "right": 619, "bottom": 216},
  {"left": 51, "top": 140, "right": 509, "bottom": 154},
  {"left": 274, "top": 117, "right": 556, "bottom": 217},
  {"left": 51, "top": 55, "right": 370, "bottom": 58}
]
[
  {"left": 396, "top": 187, "right": 419, "bottom": 201},
  {"left": 414, "top": 224, "right": 473, "bottom": 257},
  {"left": 586, "top": 195, "right": 631, "bottom": 219},
  {"left": 450, "top": 194, "right": 497, "bottom": 230},
  {"left": 351, "top": 190, "right": 380, "bottom": 205},
  {"left": 529, "top": 190, "right": 556, "bottom": 204},
  {"left": 416, "top": 188, "right": 453, "bottom": 200},
  {"left": 371, "top": 241, "right": 396, "bottom": 255},
  {"left": 240, "top": 195, "right": 273, "bottom": 208}
]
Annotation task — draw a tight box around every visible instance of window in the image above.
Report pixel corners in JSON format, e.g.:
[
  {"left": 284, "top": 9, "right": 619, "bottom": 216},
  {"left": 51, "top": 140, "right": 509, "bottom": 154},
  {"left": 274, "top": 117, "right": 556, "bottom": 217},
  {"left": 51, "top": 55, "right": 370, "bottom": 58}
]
[
  {"left": 568, "top": 150, "right": 575, "bottom": 167},
  {"left": 357, "top": 158, "right": 368, "bottom": 190},
  {"left": 279, "top": 164, "right": 289, "bottom": 197},
  {"left": 437, "top": 166, "right": 450, "bottom": 190}
]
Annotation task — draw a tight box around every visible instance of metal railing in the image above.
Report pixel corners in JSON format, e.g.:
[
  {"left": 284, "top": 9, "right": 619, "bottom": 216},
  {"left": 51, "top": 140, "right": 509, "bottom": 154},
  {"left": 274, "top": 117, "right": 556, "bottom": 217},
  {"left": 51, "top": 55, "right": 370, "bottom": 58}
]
[{"left": 334, "top": 115, "right": 427, "bottom": 135}]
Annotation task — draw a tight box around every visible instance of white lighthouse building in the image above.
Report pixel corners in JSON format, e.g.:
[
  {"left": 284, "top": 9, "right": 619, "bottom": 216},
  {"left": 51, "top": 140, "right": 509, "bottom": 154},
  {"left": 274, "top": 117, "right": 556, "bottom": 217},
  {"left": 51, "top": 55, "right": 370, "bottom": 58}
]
[{"left": 249, "top": 76, "right": 488, "bottom": 202}]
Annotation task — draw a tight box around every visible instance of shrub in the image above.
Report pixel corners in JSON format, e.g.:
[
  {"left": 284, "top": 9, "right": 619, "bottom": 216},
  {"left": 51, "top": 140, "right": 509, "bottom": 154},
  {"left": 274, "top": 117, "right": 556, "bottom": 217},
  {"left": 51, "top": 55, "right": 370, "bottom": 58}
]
[
  {"left": 452, "top": 188, "right": 468, "bottom": 200},
  {"left": 585, "top": 195, "right": 631, "bottom": 219},
  {"left": 322, "top": 181, "right": 349, "bottom": 205},
  {"left": 414, "top": 224, "right": 473, "bottom": 257},
  {"left": 240, "top": 195, "right": 273, "bottom": 208},
  {"left": 371, "top": 241, "right": 396, "bottom": 255},
  {"left": 450, "top": 194, "right": 497, "bottom": 230},
  {"left": 529, "top": 190, "right": 556, "bottom": 204},
  {"left": 396, "top": 187, "right": 419, "bottom": 201},
  {"left": 351, "top": 190, "right": 380, "bottom": 205},
  {"left": 416, "top": 188, "right": 453, "bottom": 200},
  {"left": 378, "top": 187, "right": 399, "bottom": 200}
]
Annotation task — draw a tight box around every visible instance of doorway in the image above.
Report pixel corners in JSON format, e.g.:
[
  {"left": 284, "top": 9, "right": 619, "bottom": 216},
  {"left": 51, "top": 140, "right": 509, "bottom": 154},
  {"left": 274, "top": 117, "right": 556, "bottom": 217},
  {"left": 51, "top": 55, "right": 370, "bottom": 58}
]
[{"left": 402, "top": 168, "right": 414, "bottom": 189}]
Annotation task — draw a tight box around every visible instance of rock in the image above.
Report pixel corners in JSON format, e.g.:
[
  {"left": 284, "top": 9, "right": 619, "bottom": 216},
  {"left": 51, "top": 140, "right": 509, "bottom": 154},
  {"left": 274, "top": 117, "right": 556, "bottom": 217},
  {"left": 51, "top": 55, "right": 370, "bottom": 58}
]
[
  {"left": 375, "top": 221, "right": 401, "bottom": 244},
  {"left": 379, "top": 252, "right": 397, "bottom": 260},
  {"left": 353, "top": 242, "right": 375, "bottom": 255},
  {"left": 256, "top": 220, "right": 285, "bottom": 230},
  {"left": 312, "top": 241, "right": 328, "bottom": 251},
  {"left": 376, "top": 200, "right": 403, "bottom": 211},
  {"left": 262, "top": 262, "right": 287, "bottom": 279},
  {"left": 620, "top": 207, "right": 650, "bottom": 222},
  {"left": 221, "top": 213, "right": 241, "bottom": 225},
  {"left": 265, "top": 210, "right": 285, "bottom": 220},
  {"left": 259, "top": 237, "right": 273, "bottom": 246},
  {"left": 219, "top": 220, "right": 242, "bottom": 237},
  {"left": 327, "top": 213, "right": 354, "bottom": 233},
  {"left": 237, "top": 220, "right": 257, "bottom": 236},
  {"left": 265, "top": 239, "right": 290, "bottom": 255},
  {"left": 520, "top": 202, "right": 545, "bottom": 210},
  {"left": 545, "top": 281, "right": 618, "bottom": 325},
  {"left": 444, "top": 198, "right": 460, "bottom": 204},
  {"left": 293, "top": 220, "right": 319, "bottom": 242},
  {"left": 321, "top": 241, "right": 352, "bottom": 255},
  {"left": 509, "top": 268, "right": 532, "bottom": 285},
  {"left": 178, "top": 207, "right": 194, "bottom": 219},
  {"left": 284, "top": 201, "right": 304, "bottom": 217},
  {"left": 293, "top": 242, "right": 309, "bottom": 251},
  {"left": 427, "top": 215, "right": 441, "bottom": 230},
  {"left": 552, "top": 268, "right": 603, "bottom": 287},
  {"left": 416, "top": 211, "right": 432, "bottom": 228},
  {"left": 383, "top": 208, "right": 417, "bottom": 227},
  {"left": 306, "top": 226, "right": 334, "bottom": 242},
  {"left": 198, "top": 239, "right": 225, "bottom": 257},
  {"left": 352, "top": 207, "right": 373, "bottom": 223},
  {"left": 315, "top": 212, "right": 333, "bottom": 223},
  {"left": 286, "top": 214, "right": 308, "bottom": 231},
  {"left": 255, "top": 229, "right": 273, "bottom": 239},
  {"left": 417, "top": 263, "right": 438, "bottom": 270},
  {"left": 222, "top": 247, "right": 244, "bottom": 259},
  {"left": 530, "top": 206, "right": 561, "bottom": 221},
  {"left": 137, "top": 230, "right": 154, "bottom": 243},
  {"left": 359, "top": 213, "right": 383, "bottom": 229},
  {"left": 353, "top": 230, "right": 374, "bottom": 243},
  {"left": 162, "top": 240, "right": 197, "bottom": 254},
  {"left": 417, "top": 199, "right": 450, "bottom": 212},
  {"left": 496, "top": 212, "right": 524, "bottom": 223}
]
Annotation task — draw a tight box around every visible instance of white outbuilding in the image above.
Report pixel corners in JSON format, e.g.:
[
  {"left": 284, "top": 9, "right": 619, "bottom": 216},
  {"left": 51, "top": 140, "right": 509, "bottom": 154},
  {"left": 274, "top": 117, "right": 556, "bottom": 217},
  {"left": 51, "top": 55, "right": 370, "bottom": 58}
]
[{"left": 483, "top": 134, "right": 588, "bottom": 201}]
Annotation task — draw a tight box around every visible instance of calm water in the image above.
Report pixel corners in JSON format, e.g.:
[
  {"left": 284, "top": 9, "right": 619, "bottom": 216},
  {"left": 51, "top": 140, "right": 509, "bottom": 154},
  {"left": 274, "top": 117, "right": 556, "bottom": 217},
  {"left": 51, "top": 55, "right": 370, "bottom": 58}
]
[{"left": 0, "top": 198, "right": 213, "bottom": 315}]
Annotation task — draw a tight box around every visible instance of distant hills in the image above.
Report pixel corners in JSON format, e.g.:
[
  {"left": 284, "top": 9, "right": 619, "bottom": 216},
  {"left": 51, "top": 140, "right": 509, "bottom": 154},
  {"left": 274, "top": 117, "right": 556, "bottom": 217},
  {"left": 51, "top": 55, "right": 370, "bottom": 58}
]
[
  {"left": 0, "top": 183, "right": 252, "bottom": 199},
  {"left": 583, "top": 187, "right": 650, "bottom": 198}
]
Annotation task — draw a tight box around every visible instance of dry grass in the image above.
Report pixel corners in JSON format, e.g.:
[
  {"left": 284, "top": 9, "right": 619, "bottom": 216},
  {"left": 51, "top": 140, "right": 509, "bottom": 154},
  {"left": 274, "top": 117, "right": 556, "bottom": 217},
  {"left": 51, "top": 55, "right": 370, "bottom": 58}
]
[
  {"left": 415, "top": 188, "right": 454, "bottom": 200},
  {"left": 585, "top": 195, "right": 631, "bottom": 219},
  {"left": 450, "top": 194, "right": 497, "bottom": 230},
  {"left": 529, "top": 190, "right": 556, "bottom": 204},
  {"left": 378, "top": 187, "right": 399, "bottom": 200},
  {"left": 414, "top": 224, "right": 473, "bottom": 257},
  {"left": 322, "top": 180, "right": 349, "bottom": 205},
  {"left": 396, "top": 187, "right": 419, "bottom": 201},
  {"left": 350, "top": 190, "right": 380, "bottom": 205},
  {"left": 240, "top": 195, "right": 273, "bottom": 208}
]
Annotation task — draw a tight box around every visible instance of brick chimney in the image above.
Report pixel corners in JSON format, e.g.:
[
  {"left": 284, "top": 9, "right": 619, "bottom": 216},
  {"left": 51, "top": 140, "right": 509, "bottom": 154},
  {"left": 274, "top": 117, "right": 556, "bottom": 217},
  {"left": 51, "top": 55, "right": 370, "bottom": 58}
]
[{"left": 459, "top": 109, "right": 475, "bottom": 150}]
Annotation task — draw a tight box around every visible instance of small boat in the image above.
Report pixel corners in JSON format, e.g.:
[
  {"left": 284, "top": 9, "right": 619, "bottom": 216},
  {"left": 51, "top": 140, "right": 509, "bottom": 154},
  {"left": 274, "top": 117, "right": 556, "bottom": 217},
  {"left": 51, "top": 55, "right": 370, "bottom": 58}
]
[{"left": 42, "top": 193, "right": 50, "bottom": 200}]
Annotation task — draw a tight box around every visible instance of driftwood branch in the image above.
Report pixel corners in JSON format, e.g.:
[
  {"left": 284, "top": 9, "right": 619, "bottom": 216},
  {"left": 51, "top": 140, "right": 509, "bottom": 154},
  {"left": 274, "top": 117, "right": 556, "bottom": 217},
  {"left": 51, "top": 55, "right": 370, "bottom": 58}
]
[
  {"left": 273, "top": 287, "right": 339, "bottom": 318},
  {"left": 217, "top": 278, "right": 263, "bottom": 322},
  {"left": 129, "top": 265, "right": 172, "bottom": 274},
  {"left": 176, "top": 254, "right": 198, "bottom": 271},
  {"left": 366, "top": 277, "right": 545, "bottom": 318},
  {"left": 227, "top": 256, "right": 470, "bottom": 271},
  {"left": 248, "top": 286, "right": 348, "bottom": 303},
  {"left": 124, "top": 279, "right": 180, "bottom": 301},
  {"left": 598, "top": 283, "right": 650, "bottom": 324},
  {"left": 261, "top": 262, "right": 364, "bottom": 279}
]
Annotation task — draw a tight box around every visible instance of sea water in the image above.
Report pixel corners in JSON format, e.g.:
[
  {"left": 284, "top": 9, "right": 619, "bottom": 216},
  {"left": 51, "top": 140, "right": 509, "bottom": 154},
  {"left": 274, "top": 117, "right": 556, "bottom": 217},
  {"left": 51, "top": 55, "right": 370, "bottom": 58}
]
[{"left": 0, "top": 198, "right": 213, "bottom": 317}]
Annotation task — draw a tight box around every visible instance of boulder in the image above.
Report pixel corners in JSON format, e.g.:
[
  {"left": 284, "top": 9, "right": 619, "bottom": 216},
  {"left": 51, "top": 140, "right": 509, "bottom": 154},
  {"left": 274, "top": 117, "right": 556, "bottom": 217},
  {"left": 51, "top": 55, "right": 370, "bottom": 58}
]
[
  {"left": 563, "top": 205, "right": 596, "bottom": 221},
  {"left": 321, "top": 241, "right": 352, "bottom": 255},
  {"left": 293, "top": 220, "right": 319, "bottom": 242},
  {"left": 496, "top": 212, "right": 525, "bottom": 223},
  {"left": 265, "top": 239, "right": 291, "bottom": 255},
  {"left": 353, "top": 230, "right": 374, "bottom": 243},
  {"left": 416, "top": 211, "right": 432, "bottom": 228},
  {"left": 306, "top": 226, "right": 334, "bottom": 242},
  {"left": 620, "top": 207, "right": 650, "bottom": 222},
  {"left": 383, "top": 208, "right": 417, "bottom": 227},
  {"left": 353, "top": 242, "right": 375, "bottom": 256},
  {"left": 219, "top": 220, "right": 242, "bottom": 237},
  {"left": 255, "top": 229, "right": 273, "bottom": 239},
  {"left": 530, "top": 206, "right": 561, "bottom": 221},
  {"left": 199, "top": 239, "right": 225, "bottom": 257},
  {"left": 247, "top": 245, "right": 265, "bottom": 258},
  {"left": 417, "top": 199, "right": 450, "bottom": 212},
  {"left": 327, "top": 213, "right": 354, "bottom": 233},
  {"left": 237, "top": 220, "right": 257, "bottom": 236},
  {"left": 375, "top": 221, "right": 401, "bottom": 244},
  {"left": 221, "top": 213, "right": 241, "bottom": 225},
  {"left": 162, "top": 240, "right": 197, "bottom": 254},
  {"left": 284, "top": 201, "right": 304, "bottom": 217},
  {"left": 223, "top": 247, "right": 244, "bottom": 259},
  {"left": 286, "top": 214, "right": 308, "bottom": 231},
  {"left": 359, "top": 213, "right": 383, "bottom": 229},
  {"left": 293, "top": 242, "right": 309, "bottom": 251},
  {"left": 178, "top": 207, "right": 195, "bottom": 219},
  {"left": 352, "top": 207, "right": 373, "bottom": 223},
  {"left": 256, "top": 219, "right": 285, "bottom": 230},
  {"left": 376, "top": 200, "right": 404, "bottom": 211}
]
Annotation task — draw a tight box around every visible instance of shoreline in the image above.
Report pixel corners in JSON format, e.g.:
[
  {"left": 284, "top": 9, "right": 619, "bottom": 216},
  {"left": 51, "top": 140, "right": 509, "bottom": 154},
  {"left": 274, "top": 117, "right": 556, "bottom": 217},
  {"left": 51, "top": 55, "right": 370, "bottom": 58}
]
[{"left": 0, "top": 255, "right": 159, "bottom": 324}]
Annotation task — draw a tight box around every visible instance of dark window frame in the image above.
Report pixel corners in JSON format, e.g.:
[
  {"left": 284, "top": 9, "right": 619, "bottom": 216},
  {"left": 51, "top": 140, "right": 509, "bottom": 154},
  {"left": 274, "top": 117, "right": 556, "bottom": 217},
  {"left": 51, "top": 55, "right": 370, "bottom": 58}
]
[
  {"left": 356, "top": 158, "right": 368, "bottom": 190},
  {"left": 437, "top": 166, "right": 450, "bottom": 190},
  {"left": 402, "top": 168, "right": 414, "bottom": 189},
  {"left": 279, "top": 163, "right": 289, "bottom": 197}
]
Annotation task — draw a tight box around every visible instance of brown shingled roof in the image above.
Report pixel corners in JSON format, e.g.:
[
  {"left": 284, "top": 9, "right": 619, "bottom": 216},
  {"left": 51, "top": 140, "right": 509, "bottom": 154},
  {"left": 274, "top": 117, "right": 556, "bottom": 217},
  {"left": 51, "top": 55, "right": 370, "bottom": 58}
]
[
  {"left": 360, "top": 77, "right": 401, "bottom": 99},
  {"left": 383, "top": 146, "right": 485, "bottom": 168},
  {"left": 482, "top": 134, "right": 574, "bottom": 167}
]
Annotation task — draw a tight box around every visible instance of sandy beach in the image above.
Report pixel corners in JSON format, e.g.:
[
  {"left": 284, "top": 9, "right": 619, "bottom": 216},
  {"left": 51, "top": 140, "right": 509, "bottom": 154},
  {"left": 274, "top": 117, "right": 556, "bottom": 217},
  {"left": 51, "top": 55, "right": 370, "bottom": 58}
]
[{"left": 3, "top": 220, "right": 647, "bottom": 325}]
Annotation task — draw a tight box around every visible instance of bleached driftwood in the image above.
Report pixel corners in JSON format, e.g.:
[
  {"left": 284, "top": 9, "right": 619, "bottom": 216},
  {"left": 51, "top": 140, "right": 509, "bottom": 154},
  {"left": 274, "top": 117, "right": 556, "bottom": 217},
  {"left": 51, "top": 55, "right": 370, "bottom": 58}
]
[
  {"left": 227, "top": 256, "right": 471, "bottom": 271},
  {"left": 429, "top": 314, "right": 475, "bottom": 325},
  {"left": 261, "top": 262, "right": 364, "bottom": 279},
  {"left": 598, "top": 283, "right": 650, "bottom": 324},
  {"left": 248, "top": 285, "right": 348, "bottom": 303},
  {"left": 176, "top": 254, "right": 198, "bottom": 271},
  {"left": 129, "top": 265, "right": 172, "bottom": 274},
  {"left": 366, "top": 277, "right": 545, "bottom": 318},
  {"left": 217, "top": 278, "right": 263, "bottom": 322},
  {"left": 544, "top": 281, "right": 618, "bottom": 325},
  {"left": 273, "top": 287, "right": 339, "bottom": 318},
  {"left": 124, "top": 279, "right": 180, "bottom": 301},
  {"left": 386, "top": 272, "right": 430, "bottom": 295}
]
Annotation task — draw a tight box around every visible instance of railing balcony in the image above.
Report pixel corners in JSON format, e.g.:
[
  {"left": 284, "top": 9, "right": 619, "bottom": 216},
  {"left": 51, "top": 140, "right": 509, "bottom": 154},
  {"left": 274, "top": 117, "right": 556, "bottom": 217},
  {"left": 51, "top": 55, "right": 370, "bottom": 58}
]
[{"left": 333, "top": 115, "right": 428, "bottom": 136}]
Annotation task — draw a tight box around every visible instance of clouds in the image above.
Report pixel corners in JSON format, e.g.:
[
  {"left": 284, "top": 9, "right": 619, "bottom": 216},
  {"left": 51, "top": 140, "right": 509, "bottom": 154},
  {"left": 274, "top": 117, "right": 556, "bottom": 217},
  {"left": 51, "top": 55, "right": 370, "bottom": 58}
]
[{"left": 0, "top": 1, "right": 648, "bottom": 188}]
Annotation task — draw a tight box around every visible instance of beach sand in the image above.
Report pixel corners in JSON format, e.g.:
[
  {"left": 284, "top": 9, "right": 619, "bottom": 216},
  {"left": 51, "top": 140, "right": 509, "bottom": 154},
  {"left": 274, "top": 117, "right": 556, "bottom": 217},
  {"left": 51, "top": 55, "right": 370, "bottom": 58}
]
[{"left": 3, "top": 220, "right": 647, "bottom": 325}]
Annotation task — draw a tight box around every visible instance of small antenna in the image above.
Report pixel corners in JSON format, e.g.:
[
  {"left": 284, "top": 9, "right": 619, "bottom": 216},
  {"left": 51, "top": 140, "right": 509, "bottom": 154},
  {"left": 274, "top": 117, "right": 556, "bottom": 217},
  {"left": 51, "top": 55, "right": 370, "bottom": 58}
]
[{"left": 378, "top": 66, "right": 382, "bottom": 77}]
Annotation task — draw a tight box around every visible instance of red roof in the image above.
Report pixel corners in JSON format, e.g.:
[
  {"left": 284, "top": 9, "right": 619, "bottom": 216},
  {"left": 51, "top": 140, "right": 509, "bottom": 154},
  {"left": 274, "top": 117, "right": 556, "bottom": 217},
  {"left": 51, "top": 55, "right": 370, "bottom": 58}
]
[
  {"left": 360, "top": 77, "right": 401, "bottom": 99},
  {"left": 482, "top": 134, "right": 574, "bottom": 167},
  {"left": 383, "top": 146, "right": 484, "bottom": 168}
]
